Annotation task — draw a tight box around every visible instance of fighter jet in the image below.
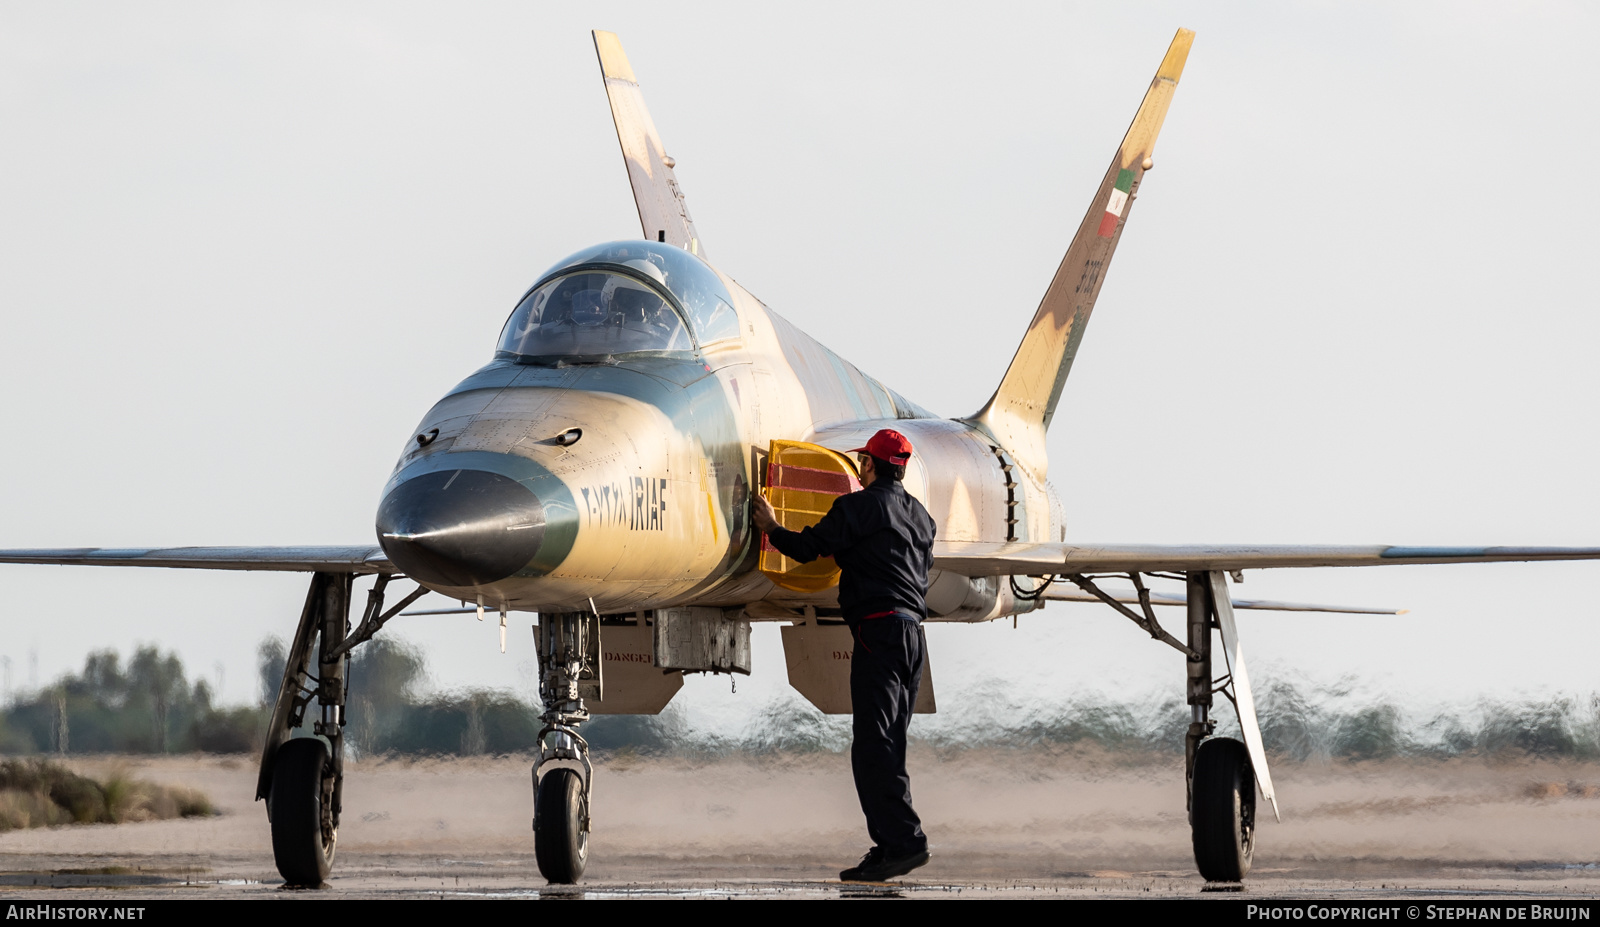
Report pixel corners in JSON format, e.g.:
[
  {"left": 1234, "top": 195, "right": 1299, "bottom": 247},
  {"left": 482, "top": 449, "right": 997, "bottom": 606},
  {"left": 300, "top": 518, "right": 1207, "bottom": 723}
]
[{"left": 4, "top": 28, "right": 1598, "bottom": 888}]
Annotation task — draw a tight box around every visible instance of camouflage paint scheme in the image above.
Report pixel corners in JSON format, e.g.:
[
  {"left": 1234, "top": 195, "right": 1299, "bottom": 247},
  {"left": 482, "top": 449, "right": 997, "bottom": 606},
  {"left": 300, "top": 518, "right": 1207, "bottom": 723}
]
[
  {"left": 372, "top": 31, "right": 1199, "bottom": 624},
  {"left": 385, "top": 236, "right": 1046, "bottom": 623}
]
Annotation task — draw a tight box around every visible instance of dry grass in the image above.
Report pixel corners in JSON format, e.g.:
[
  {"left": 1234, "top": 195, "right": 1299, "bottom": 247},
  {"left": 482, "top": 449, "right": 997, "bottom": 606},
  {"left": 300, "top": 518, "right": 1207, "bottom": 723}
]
[
  {"left": 0, "top": 758, "right": 213, "bottom": 831},
  {"left": 1523, "top": 780, "right": 1600, "bottom": 800}
]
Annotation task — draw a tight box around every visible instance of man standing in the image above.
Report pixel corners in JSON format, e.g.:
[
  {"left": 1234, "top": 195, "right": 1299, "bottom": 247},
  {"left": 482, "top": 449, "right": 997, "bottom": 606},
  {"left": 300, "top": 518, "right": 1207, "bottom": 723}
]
[{"left": 751, "top": 428, "right": 937, "bottom": 882}]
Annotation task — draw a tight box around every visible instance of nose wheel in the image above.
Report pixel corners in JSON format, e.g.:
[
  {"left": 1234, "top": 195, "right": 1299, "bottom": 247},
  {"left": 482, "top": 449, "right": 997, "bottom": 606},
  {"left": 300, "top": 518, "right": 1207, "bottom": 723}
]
[{"left": 534, "top": 753, "right": 590, "bottom": 883}]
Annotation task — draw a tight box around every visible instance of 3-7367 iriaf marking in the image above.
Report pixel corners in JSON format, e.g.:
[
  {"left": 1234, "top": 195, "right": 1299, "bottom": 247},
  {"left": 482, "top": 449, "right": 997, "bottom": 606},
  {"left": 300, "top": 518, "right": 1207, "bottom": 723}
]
[
  {"left": 5, "top": 26, "right": 1600, "bottom": 889},
  {"left": 581, "top": 477, "right": 669, "bottom": 532}
]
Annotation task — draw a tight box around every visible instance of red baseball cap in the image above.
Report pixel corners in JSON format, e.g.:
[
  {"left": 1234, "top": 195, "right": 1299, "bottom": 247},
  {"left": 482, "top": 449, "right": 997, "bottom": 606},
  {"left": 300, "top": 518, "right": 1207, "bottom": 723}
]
[{"left": 849, "top": 428, "right": 914, "bottom": 464}]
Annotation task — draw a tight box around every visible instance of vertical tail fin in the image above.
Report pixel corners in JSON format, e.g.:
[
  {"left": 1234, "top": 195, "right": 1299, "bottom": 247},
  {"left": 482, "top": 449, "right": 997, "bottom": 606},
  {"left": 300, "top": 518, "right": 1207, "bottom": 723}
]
[
  {"left": 972, "top": 29, "right": 1193, "bottom": 481},
  {"left": 592, "top": 30, "right": 706, "bottom": 258}
]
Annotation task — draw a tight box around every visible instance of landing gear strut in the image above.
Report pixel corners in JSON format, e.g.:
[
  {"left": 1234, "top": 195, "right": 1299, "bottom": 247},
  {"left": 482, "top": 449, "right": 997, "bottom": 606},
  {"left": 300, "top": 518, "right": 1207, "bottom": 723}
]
[
  {"left": 256, "top": 572, "right": 426, "bottom": 888},
  {"left": 532, "top": 611, "right": 600, "bottom": 884},
  {"left": 257, "top": 572, "right": 350, "bottom": 887},
  {"left": 1184, "top": 572, "right": 1255, "bottom": 882}
]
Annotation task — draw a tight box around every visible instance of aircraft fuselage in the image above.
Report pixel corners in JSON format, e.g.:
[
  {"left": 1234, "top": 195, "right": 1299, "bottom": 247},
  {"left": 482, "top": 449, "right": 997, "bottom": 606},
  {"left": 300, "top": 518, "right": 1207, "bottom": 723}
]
[{"left": 374, "top": 240, "right": 1063, "bottom": 621}]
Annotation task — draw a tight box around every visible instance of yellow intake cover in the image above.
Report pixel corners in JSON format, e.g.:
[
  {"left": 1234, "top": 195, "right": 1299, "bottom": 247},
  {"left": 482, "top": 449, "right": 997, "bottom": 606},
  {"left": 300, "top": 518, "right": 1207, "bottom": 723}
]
[{"left": 758, "top": 440, "right": 861, "bottom": 593}]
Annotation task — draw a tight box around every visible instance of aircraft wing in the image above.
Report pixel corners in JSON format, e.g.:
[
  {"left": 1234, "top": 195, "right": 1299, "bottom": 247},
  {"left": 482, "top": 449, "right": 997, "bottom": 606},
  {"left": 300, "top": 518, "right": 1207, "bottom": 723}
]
[
  {"left": 0, "top": 546, "right": 394, "bottom": 573},
  {"left": 933, "top": 541, "right": 1600, "bottom": 575}
]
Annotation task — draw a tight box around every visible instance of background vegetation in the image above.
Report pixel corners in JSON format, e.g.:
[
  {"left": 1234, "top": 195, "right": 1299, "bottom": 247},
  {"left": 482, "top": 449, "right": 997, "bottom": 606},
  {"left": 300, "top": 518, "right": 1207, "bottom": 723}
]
[
  {"left": 2, "top": 638, "right": 1598, "bottom": 762},
  {"left": 0, "top": 758, "right": 213, "bottom": 831}
]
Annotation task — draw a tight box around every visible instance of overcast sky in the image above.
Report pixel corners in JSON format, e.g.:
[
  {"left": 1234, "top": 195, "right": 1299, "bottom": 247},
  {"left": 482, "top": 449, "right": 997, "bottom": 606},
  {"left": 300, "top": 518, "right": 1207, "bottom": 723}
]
[{"left": 1, "top": 3, "right": 1597, "bottom": 723}]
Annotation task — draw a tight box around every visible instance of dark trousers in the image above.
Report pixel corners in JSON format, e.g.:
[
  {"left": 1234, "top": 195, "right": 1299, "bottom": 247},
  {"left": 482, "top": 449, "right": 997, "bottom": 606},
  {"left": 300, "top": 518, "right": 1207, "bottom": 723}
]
[{"left": 850, "top": 615, "right": 927, "bottom": 855}]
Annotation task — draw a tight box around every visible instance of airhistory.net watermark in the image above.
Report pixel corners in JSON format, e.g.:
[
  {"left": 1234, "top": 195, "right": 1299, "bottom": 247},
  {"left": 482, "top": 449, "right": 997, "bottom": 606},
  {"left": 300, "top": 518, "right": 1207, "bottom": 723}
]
[{"left": 5, "top": 907, "right": 144, "bottom": 920}]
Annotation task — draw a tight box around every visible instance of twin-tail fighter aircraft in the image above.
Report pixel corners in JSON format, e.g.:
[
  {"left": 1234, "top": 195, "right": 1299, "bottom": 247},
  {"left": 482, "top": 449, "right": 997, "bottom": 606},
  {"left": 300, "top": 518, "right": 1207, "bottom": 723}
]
[{"left": 5, "top": 27, "right": 1599, "bottom": 887}]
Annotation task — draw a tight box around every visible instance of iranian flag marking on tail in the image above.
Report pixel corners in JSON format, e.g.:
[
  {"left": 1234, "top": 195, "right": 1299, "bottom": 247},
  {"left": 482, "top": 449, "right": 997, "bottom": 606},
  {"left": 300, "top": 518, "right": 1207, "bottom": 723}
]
[{"left": 1096, "top": 168, "right": 1136, "bottom": 238}]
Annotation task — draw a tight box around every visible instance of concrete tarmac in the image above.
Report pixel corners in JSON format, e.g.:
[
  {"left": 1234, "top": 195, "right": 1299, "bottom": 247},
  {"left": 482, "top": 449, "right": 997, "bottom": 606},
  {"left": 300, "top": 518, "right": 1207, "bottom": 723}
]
[{"left": 2, "top": 750, "right": 1599, "bottom": 900}]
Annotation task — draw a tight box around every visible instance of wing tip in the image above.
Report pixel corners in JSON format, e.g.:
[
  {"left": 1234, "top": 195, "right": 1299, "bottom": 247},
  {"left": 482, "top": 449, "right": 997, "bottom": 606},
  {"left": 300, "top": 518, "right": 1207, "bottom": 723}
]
[{"left": 592, "top": 29, "right": 637, "bottom": 84}]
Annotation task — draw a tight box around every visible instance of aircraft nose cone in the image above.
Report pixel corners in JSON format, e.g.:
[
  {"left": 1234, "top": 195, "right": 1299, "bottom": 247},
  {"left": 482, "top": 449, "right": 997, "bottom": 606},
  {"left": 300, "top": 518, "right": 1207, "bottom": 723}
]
[{"left": 376, "top": 469, "right": 547, "bottom": 587}]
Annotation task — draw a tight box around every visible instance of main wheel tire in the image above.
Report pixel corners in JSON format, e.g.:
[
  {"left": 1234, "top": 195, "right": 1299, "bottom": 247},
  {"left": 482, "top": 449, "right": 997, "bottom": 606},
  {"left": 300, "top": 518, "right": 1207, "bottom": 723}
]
[
  {"left": 269, "top": 738, "right": 337, "bottom": 887},
  {"left": 1191, "top": 736, "right": 1256, "bottom": 882},
  {"left": 534, "top": 767, "right": 588, "bottom": 884}
]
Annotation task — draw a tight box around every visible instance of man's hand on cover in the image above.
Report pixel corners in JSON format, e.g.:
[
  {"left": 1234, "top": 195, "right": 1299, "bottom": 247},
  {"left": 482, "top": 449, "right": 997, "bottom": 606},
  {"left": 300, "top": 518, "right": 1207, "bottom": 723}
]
[{"left": 751, "top": 492, "right": 780, "bottom": 534}]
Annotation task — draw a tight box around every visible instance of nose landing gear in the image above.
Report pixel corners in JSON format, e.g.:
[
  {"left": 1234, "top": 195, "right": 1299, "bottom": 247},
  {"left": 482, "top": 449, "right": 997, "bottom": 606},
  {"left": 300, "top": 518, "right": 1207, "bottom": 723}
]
[{"left": 532, "top": 611, "right": 600, "bottom": 884}]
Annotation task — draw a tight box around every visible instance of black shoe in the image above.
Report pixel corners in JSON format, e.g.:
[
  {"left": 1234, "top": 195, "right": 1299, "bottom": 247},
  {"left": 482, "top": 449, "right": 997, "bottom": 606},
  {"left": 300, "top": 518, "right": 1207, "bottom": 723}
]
[
  {"left": 839, "top": 845, "right": 931, "bottom": 882},
  {"left": 839, "top": 846, "right": 883, "bottom": 881}
]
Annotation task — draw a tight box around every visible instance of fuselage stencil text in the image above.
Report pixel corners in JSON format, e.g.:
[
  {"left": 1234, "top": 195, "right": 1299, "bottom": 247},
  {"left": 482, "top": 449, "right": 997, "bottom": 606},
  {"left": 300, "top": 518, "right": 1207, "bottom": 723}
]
[{"left": 581, "top": 477, "right": 668, "bottom": 531}]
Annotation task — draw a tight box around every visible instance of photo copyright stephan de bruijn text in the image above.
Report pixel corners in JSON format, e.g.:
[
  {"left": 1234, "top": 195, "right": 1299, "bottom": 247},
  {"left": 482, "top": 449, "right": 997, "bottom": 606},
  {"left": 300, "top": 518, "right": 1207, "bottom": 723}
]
[{"left": 1247, "top": 906, "right": 1592, "bottom": 921}]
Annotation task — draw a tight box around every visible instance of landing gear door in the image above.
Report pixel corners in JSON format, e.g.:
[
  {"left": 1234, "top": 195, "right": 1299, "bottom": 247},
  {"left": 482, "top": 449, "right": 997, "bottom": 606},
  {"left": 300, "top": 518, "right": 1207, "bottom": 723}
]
[
  {"left": 1209, "top": 570, "right": 1280, "bottom": 822},
  {"left": 758, "top": 440, "right": 861, "bottom": 592},
  {"left": 780, "top": 622, "right": 935, "bottom": 715}
]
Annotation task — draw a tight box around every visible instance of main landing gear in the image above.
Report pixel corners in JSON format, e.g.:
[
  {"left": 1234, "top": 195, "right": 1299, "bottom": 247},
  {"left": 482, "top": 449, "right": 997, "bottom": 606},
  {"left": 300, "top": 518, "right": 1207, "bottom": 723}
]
[
  {"left": 531, "top": 611, "right": 600, "bottom": 884},
  {"left": 257, "top": 572, "right": 426, "bottom": 888},
  {"left": 256, "top": 572, "right": 349, "bottom": 887},
  {"left": 1181, "top": 571, "right": 1266, "bottom": 882},
  {"left": 1066, "top": 568, "right": 1279, "bottom": 885}
]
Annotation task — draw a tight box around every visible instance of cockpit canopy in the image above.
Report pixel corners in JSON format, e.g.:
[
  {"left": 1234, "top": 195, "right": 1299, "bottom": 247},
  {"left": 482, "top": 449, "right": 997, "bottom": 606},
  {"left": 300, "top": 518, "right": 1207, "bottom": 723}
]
[
  {"left": 497, "top": 241, "right": 740, "bottom": 362},
  {"left": 498, "top": 270, "right": 692, "bottom": 358}
]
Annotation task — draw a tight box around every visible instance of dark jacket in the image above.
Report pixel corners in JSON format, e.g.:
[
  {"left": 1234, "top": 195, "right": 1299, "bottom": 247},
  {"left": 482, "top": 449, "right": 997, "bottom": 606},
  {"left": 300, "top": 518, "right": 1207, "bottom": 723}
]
[{"left": 765, "top": 479, "right": 936, "bottom": 625}]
